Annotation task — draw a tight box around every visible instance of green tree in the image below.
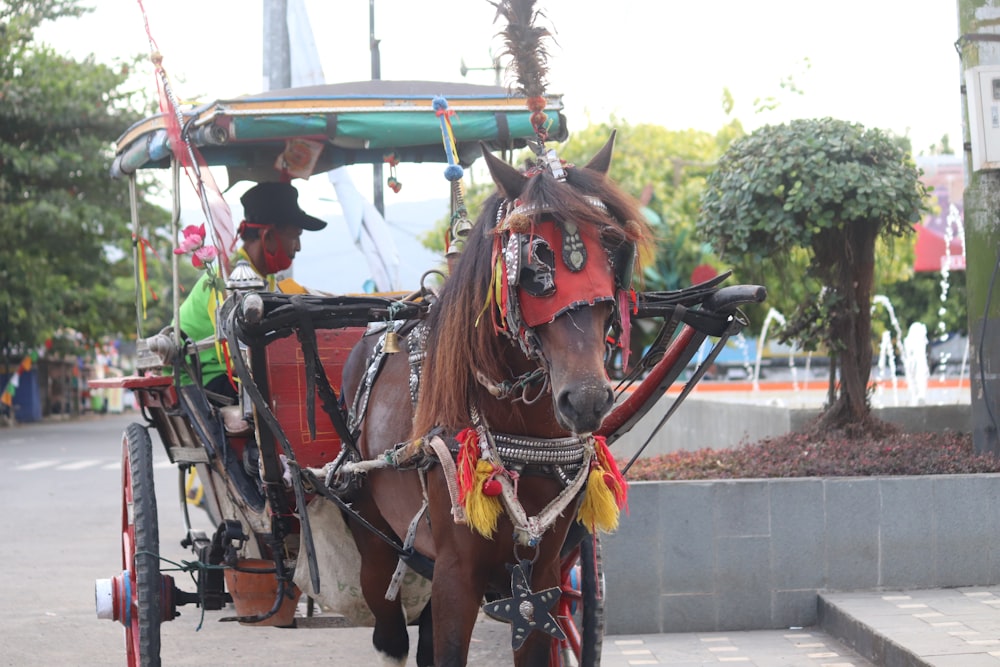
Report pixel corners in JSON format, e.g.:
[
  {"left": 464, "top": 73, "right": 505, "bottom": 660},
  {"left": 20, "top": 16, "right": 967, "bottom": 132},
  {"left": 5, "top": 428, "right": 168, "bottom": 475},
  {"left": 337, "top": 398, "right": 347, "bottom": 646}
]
[
  {"left": 0, "top": 0, "right": 170, "bottom": 358},
  {"left": 542, "top": 118, "right": 742, "bottom": 291},
  {"left": 698, "top": 118, "right": 929, "bottom": 429}
]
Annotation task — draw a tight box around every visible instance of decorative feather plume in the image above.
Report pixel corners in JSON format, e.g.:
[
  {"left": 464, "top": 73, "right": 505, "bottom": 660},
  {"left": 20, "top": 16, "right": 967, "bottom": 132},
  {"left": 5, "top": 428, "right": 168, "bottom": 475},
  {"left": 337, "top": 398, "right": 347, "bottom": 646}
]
[{"left": 491, "top": 0, "right": 552, "bottom": 100}]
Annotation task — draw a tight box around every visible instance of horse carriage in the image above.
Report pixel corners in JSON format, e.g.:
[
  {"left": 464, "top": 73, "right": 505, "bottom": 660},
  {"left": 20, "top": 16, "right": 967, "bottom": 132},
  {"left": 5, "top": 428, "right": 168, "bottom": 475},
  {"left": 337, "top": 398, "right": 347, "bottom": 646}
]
[{"left": 92, "top": 74, "right": 764, "bottom": 666}]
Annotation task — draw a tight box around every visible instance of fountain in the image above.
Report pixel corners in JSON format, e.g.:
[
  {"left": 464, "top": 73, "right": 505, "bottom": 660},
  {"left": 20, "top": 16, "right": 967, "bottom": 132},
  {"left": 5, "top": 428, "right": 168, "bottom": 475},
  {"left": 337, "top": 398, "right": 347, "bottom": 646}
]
[
  {"left": 874, "top": 329, "right": 900, "bottom": 405},
  {"left": 932, "top": 203, "right": 969, "bottom": 377},
  {"left": 729, "top": 331, "right": 756, "bottom": 381},
  {"left": 903, "top": 323, "right": 930, "bottom": 405},
  {"left": 870, "top": 294, "right": 930, "bottom": 407},
  {"left": 751, "top": 307, "right": 796, "bottom": 392}
]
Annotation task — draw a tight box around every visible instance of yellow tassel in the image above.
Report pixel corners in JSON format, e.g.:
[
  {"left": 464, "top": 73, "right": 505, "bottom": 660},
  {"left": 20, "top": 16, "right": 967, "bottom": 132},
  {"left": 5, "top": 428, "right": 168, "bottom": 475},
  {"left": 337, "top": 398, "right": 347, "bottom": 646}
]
[
  {"left": 577, "top": 468, "right": 621, "bottom": 534},
  {"left": 464, "top": 459, "right": 503, "bottom": 539},
  {"left": 475, "top": 256, "right": 504, "bottom": 328}
]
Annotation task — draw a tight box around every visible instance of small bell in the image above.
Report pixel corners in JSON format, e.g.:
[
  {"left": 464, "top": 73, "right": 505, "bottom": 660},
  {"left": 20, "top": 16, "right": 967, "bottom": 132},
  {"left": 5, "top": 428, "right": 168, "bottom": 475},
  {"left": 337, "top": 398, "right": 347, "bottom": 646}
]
[{"left": 383, "top": 331, "right": 401, "bottom": 354}]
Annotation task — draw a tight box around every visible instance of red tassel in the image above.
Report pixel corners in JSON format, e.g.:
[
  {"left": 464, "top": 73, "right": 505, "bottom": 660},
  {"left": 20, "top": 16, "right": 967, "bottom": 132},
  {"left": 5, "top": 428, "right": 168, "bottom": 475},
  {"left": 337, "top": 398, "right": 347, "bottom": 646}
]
[
  {"left": 455, "top": 428, "right": 479, "bottom": 503},
  {"left": 594, "top": 435, "right": 628, "bottom": 511},
  {"left": 482, "top": 478, "right": 503, "bottom": 496}
]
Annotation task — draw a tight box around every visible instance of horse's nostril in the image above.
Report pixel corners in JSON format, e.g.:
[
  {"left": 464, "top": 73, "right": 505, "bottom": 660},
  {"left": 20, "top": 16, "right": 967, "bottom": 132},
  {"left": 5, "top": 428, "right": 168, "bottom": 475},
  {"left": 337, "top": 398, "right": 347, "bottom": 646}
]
[{"left": 557, "top": 389, "right": 574, "bottom": 417}]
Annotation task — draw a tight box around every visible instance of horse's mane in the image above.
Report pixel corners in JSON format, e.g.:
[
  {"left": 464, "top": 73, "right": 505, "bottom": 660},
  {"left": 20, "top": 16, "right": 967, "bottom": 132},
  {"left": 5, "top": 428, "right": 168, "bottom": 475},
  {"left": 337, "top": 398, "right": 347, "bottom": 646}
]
[{"left": 410, "top": 162, "right": 652, "bottom": 438}]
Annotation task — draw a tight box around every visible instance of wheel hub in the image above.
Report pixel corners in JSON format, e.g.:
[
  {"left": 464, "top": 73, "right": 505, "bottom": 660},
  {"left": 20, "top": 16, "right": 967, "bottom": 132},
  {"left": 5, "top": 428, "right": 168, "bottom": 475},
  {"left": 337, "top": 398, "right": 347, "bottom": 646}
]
[{"left": 95, "top": 571, "right": 176, "bottom": 625}]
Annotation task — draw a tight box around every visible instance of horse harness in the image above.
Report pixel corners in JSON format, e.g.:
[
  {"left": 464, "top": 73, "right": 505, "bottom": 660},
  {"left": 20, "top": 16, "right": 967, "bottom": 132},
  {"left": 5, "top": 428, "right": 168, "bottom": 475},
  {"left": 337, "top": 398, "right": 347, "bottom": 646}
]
[{"left": 340, "top": 319, "right": 600, "bottom": 547}]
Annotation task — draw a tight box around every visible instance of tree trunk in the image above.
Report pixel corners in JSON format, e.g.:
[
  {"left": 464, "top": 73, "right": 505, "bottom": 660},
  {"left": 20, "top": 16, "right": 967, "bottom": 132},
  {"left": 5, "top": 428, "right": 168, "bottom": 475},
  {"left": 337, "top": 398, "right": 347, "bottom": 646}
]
[
  {"left": 827, "top": 354, "right": 837, "bottom": 408},
  {"left": 817, "top": 223, "right": 878, "bottom": 430}
]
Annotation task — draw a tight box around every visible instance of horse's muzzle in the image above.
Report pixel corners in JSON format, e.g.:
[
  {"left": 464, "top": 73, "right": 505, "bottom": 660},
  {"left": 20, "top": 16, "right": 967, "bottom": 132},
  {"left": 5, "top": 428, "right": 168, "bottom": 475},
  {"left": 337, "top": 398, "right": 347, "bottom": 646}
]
[{"left": 555, "top": 382, "right": 615, "bottom": 434}]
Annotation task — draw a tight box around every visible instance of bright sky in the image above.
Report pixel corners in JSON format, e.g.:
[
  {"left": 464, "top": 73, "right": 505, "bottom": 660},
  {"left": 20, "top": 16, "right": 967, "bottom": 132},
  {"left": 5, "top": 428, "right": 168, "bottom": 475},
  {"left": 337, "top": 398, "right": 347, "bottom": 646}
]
[{"left": 41, "top": 0, "right": 963, "bottom": 159}]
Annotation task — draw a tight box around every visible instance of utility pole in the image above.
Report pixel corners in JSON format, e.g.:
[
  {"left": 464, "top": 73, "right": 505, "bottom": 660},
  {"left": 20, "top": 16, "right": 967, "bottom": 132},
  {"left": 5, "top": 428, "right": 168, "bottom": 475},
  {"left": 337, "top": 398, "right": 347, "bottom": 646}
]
[
  {"left": 263, "top": 0, "right": 291, "bottom": 91},
  {"left": 262, "top": 0, "right": 294, "bottom": 282},
  {"left": 370, "top": 0, "right": 384, "bottom": 217},
  {"left": 957, "top": 0, "right": 1000, "bottom": 456}
]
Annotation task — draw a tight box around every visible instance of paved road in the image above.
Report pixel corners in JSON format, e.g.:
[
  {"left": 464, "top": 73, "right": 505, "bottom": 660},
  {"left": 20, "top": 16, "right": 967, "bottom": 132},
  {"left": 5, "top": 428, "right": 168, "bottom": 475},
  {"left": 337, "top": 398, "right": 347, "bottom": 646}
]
[{"left": 0, "top": 413, "right": 516, "bottom": 666}]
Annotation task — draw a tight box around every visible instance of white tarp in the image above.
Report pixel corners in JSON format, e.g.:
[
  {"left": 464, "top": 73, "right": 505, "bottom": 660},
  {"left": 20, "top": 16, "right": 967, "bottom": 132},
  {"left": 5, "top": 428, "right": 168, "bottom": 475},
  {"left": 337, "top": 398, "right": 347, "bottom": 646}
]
[
  {"left": 293, "top": 497, "right": 431, "bottom": 626},
  {"left": 286, "top": 0, "right": 402, "bottom": 292}
]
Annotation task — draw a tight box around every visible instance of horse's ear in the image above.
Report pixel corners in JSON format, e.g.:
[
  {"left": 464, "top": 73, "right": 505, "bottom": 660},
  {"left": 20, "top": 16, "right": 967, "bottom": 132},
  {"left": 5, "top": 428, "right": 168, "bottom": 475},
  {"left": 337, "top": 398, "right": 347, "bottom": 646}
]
[
  {"left": 480, "top": 143, "right": 526, "bottom": 199},
  {"left": 583, "top": 130, "right": 617, "bottom": 176}
]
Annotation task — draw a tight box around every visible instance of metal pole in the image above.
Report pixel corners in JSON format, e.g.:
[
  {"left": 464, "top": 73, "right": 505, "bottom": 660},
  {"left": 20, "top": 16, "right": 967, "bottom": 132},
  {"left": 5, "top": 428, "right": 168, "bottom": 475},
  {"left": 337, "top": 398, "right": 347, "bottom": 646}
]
[
  {"left": 263, "top": 0, "right": 291, "bottom": 91},
  {"left": 370, "top": 0, "right": 385, "bottom": 216},
  {"left": 262, "top": 0, "right": 293, "bottom": 280},
  {"left": 957, "top": 0, "right": 1000, "bottom": 456}
]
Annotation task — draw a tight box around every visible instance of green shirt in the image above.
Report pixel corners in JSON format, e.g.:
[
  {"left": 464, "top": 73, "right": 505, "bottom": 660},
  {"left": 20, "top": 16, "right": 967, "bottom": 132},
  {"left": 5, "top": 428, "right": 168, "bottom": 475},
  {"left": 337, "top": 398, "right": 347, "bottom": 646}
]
[
  {"left": 177, "top": 270, "right": 228, "bottom": 386},
  {"left": 176, "top": 250, "right": 304, "bottom": 387}
]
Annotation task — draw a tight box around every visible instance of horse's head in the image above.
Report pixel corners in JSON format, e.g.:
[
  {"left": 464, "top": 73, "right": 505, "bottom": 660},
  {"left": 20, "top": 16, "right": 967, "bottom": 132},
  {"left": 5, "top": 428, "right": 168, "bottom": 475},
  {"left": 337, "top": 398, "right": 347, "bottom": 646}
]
[
  {"left": 478, "top": 133, "right": 647, "bottom": 434},
  {"left": 411, "top": 132, "right": 649, "bottom": 439}
]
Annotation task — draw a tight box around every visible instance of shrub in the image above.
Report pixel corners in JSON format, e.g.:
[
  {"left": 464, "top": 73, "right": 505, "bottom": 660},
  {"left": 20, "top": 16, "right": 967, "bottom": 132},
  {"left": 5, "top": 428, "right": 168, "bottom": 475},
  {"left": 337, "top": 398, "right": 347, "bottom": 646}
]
[{"left": 623, "top": 425, "right": 1000, "bottom": 481}]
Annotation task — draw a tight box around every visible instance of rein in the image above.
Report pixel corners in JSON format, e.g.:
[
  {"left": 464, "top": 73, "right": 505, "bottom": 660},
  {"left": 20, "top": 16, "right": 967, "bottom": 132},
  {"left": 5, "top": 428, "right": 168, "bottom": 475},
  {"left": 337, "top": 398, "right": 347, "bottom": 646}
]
[{"left": 474, "top": 367, "right": 549, "bottom": 404}]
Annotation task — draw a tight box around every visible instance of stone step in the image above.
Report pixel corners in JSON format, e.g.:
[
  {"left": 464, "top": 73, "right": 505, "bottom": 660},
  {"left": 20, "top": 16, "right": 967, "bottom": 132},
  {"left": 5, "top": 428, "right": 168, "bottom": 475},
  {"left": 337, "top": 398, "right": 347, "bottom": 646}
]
[{"left": 819, "top": 588, "right": 1000, "bottom": 666}]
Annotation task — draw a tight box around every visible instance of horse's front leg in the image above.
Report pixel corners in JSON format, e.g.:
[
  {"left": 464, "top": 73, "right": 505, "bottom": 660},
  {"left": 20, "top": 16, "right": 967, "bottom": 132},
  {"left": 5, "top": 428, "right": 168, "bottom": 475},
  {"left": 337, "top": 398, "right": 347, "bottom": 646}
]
[
  {"left": 430, "top": 546, "right": 487, "bottom": 667},
  {"left": 349, "top": 495, "right": 411, "bottom": 666}
]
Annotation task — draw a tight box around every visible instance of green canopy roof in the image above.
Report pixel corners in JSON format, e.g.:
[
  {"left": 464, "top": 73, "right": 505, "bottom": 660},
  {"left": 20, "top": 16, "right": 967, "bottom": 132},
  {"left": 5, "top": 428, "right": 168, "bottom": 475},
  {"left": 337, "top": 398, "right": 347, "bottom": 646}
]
[{"left": 111, "top": 80, "right": 567, "bottom": 183}]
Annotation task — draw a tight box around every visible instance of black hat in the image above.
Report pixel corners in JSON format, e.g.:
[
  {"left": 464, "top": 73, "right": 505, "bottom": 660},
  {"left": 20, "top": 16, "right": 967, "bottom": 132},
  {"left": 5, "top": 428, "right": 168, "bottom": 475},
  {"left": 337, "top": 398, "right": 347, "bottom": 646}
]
[{"left": 240, "top": 182, "right": 327, "bottom": 231}]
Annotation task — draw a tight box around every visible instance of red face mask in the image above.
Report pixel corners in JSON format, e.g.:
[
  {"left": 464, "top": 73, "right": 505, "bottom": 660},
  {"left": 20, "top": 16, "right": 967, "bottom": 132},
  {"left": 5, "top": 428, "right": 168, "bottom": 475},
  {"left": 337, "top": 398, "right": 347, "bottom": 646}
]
[
  {"left": 514, "top": 220, "right": 615, "bottom": 328},
  {"left": 238, "top": 221, "right": 296, "bottom": 275},
  {"left": 262, "top": 237, "right": 293, "bottom": 274}
]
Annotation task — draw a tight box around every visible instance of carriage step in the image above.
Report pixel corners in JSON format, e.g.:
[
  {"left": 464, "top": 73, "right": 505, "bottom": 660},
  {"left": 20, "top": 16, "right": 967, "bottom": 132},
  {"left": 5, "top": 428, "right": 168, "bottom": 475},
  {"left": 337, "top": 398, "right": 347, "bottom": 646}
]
[{"left": 169, "top": 447, "right": 210, "bottom": 464}]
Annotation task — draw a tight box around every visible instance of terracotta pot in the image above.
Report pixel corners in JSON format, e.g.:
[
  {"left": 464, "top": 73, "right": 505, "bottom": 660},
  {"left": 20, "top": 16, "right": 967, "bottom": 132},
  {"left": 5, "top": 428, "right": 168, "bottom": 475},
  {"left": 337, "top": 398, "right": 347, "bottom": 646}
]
[{"left": 223, "top": 559, "right": 301, "bottom": 627}]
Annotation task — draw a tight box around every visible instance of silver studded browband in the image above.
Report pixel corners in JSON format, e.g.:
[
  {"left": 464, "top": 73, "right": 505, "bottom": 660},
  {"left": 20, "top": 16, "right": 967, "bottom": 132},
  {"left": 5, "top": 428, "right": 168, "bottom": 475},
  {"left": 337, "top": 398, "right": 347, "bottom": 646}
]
[{"left": 504, "top": 196, "right": 610, "bottom": 222}]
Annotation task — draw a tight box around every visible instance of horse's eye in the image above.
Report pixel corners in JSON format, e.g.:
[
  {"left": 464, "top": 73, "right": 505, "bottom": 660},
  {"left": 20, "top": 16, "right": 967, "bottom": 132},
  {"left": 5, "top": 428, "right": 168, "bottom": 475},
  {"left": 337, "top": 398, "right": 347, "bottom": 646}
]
[{"left": 520, "top": 237, "right": 556, "bottom": 297}]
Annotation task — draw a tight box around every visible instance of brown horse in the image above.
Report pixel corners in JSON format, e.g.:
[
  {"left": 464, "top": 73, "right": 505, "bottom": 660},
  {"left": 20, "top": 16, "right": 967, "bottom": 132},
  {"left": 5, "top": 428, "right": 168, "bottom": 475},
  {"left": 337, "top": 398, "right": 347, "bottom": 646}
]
[{"left": 340, "top": 133, "right": 649, "bottom": 667}]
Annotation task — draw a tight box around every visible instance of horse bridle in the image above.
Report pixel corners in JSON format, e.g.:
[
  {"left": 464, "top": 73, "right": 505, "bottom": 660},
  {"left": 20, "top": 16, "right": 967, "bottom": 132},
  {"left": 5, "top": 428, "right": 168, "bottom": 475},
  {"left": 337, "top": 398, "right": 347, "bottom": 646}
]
[{"left": 485, "top": 196, "right": 637, "bottom": 386}]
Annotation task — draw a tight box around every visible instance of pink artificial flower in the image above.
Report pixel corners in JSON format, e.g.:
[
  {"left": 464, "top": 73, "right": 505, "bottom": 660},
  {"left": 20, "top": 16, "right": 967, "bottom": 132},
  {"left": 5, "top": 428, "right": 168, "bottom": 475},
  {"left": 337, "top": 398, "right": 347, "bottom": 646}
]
[
  {"left": 192, "top": 244, "right": 218, "bottom": 269},
  {"left": 174, "top": 224, "right": 206, "bottom": 255}
]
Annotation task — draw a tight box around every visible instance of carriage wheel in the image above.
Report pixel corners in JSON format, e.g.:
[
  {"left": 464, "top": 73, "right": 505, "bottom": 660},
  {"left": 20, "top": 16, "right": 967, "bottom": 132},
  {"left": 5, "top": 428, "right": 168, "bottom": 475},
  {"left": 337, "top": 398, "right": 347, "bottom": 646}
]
[
  {"left": 96, "top": 423, "right": 169, "bottom": 666},
  {"left": 554, "top": 534, "right": 604, "bottom": 666}
]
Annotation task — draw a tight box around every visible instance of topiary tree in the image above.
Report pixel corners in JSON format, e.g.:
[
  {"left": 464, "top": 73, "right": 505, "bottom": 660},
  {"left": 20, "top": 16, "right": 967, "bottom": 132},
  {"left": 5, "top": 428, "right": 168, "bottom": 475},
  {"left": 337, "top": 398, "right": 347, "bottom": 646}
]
[{"left": 697, "top": 118, "right": 929, "bottom": 429}]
